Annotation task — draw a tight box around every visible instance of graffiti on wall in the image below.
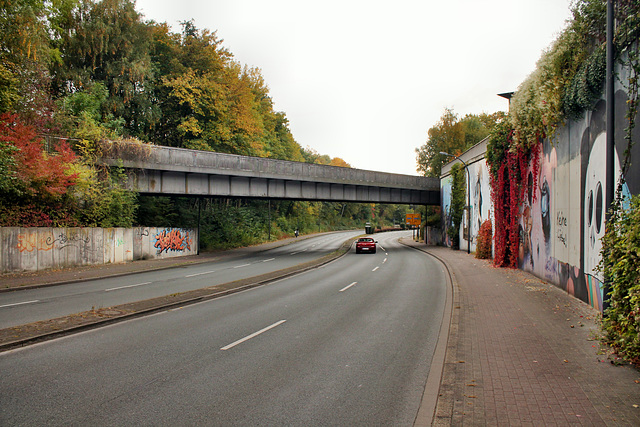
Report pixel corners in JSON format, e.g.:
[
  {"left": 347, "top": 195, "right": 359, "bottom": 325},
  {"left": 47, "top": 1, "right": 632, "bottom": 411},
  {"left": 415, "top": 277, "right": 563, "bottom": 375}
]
[
  {"left": 154, "top": 228, "right": 193, "bottom": 253},
  {"left": 511, "top": 97, "right": 637, "bottom": 311},
  {"left": 16, "top": 231, "right": 90, "bottom": 253},
  {"left": 441, "top": 159, "right": 492, "bottom": 251},
  {"left": 441, "top": 176, "right": 453, "bottom": 247}
]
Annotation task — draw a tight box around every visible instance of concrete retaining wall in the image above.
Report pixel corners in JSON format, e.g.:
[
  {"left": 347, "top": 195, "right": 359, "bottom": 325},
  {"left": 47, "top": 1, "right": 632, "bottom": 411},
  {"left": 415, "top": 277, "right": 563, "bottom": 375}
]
[{"left": 1, "top": 227, "right": 198, "bottom": 274}]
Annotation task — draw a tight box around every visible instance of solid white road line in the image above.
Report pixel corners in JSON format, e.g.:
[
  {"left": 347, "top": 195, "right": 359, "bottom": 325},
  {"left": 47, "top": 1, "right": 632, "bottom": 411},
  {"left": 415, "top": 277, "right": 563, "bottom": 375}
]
[
  {"left": 0, "top": 300, "right": 39, "bottom": 309},
  {"left": 372, "top": 266, "right": 380, "bottom": 272},
  {"left": 185, "top": 270, "right": 216, "bottom": 278},
  {"left": 339, "top": 282, "right": 358, "bottom": 292},
  {"left": 221, "top": 320, "right": 287, "bottom": 351},
  {"left": 105, "top": 282, "right": 151, "bottom": 292}
]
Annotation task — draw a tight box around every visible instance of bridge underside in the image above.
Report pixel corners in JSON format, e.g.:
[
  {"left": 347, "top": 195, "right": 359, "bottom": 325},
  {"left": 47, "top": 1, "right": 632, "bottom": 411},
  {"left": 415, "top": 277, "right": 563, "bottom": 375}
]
[{"left": 130, "top": 170, "right": 439, "bottom": 205}]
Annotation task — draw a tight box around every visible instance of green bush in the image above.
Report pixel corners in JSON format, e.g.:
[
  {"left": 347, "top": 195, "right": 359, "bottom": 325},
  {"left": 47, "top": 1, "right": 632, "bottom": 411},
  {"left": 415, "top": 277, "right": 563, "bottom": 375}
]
[{"left": 600, "top": 195, "right": 640, "bottom": 366}]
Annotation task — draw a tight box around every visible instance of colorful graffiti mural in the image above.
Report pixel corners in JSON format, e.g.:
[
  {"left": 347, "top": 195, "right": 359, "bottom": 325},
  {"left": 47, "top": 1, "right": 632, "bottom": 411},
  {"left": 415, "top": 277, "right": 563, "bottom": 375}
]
[
  {"left": 440, "top": 176, "right": 453, "bottom": 247},
  {"left": 440, "top": 86, "right": 640, "bottom": 312},
  {"left": 154, "top": 228, "right": 193, "bottom": 253}
]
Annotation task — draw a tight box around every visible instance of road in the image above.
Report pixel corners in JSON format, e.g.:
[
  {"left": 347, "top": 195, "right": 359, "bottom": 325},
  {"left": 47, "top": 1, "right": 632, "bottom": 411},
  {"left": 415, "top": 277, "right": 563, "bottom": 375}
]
[
  {"left": 0, "top": 231, "right": 361, "bottom": 329},
  {"left": 0, "top": 231, "right": 448, "bottom": 425}
]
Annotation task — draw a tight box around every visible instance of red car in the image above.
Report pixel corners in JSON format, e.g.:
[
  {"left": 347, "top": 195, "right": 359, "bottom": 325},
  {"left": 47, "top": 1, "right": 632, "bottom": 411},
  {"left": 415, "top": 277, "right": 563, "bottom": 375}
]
[{"left": 355, "top": 237, "right": 377, "bottom": 254}]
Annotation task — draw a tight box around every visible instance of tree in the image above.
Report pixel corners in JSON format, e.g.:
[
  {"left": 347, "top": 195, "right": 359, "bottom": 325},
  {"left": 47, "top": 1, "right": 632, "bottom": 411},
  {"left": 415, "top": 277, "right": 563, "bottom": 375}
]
[
  {"left": 416, "top": 108, "right": 505, "bottom": 178},
  {"left": 416, "top": 108, "right": 465, "bottom": 177},
  {"left": 0, "top": 0, "right": 56, "bottom": 129},
  {"left": 50, "top": 0, "right": 158, "bottom": 139}
]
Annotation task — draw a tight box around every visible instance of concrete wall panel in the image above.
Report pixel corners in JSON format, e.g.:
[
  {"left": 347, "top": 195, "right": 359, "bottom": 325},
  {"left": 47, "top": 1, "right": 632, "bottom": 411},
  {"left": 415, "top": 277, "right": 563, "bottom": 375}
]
[
  {"left": 187, "top": 173, "right": 209, "bottom": 194},
  {"left": 1, "top": 226, "right": 199, "bottom": 273},
  {"left": 231, "top": 177, "right": 250, "bottom": 196},
  {"left": 251, "top": 178, "right": 268, "bottom": 197},
  {"left": 210, "top": 175, "right": 230, "bottom": 196}
]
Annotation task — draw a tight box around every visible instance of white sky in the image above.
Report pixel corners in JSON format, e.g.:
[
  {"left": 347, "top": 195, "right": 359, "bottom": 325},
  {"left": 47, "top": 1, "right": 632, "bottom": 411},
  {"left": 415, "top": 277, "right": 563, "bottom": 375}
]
[{"left": 135, "top": 0, "right": 573, "bottom": 175}]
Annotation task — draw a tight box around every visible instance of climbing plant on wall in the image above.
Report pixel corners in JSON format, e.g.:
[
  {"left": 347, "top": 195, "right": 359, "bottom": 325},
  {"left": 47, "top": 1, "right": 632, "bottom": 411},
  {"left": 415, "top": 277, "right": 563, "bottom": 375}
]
[
  {"left": 487, "top": 119, "right": 540, "bottom": 268},
  {"left": 486, "top": 0, "right": 638, "bottom": 270},
  {"left": 448, "top": 163, "right": 466, "bottom": 250}
]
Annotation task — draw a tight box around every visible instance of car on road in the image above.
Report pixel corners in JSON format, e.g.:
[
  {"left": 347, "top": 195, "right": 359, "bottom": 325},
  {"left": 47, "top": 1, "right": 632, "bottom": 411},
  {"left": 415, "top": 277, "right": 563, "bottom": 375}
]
[{"left": 355, "top": 237, "right": 377, "bottom": 254}]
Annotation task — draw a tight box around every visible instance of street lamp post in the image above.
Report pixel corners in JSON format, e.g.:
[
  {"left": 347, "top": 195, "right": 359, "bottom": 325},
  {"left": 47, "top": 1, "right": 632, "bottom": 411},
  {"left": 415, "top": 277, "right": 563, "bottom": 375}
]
[{"left": 441, "top": 152, "right": 471, "bottom": 254}]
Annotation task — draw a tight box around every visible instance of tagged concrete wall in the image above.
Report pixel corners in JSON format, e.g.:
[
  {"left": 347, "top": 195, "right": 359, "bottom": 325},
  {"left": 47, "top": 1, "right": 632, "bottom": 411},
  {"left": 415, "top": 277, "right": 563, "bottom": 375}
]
[{"left": 0, "top": 227, "right": 198, "bottom": 274}]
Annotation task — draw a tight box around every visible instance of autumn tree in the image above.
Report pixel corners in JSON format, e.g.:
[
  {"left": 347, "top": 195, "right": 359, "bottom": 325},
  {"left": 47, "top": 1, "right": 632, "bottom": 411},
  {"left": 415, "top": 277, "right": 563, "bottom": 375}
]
[
  {"left": 0, "top": 113, "right": 79, "bottom": 225},
  {"left": 0, "top": 0, "right": 56, "bottom": 130},
  {"left": 416, "top": 108, "right": 505, "bottom": 177},
  {"left": 50, "top": 0, "right": 158, "bottom": 140}
]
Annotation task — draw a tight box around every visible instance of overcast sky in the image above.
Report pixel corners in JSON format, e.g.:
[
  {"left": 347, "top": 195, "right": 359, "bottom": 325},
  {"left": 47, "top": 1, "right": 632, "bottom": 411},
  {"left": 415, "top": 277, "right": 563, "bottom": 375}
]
[{"left": 135, "top": 0, "right": 573, "bottom": 175}]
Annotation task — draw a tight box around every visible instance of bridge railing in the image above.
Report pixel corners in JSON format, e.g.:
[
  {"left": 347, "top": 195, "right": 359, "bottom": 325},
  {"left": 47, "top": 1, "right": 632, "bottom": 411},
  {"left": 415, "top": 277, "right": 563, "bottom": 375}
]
[{"left": 99, "top": 140, "right": 437, "bottom": 191}]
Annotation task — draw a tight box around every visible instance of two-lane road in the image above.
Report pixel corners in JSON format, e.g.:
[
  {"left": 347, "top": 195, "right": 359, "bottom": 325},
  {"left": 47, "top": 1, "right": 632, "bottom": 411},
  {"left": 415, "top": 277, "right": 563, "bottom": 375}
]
[
  {"left": 0, "top": 231, "right": 361, "bottom": 329},
  {"left": 0, "top": 231, "right": 449, "bottom": 425}
]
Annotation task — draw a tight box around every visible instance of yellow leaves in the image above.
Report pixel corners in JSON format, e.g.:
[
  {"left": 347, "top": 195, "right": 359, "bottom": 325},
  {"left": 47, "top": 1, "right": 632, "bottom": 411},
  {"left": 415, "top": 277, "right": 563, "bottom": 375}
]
[
  {"left": 329, "top": 157, "right": 351, "bottom": 168},
  {"left": 177, "top": 117, "right": 202, "bottom": 137}
]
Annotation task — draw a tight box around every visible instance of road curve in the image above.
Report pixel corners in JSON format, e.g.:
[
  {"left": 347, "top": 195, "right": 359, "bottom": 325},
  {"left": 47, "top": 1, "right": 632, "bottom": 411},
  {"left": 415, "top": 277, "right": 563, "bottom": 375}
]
[{"left": 0, "top": 231, "right": 448, "bottom": 425}]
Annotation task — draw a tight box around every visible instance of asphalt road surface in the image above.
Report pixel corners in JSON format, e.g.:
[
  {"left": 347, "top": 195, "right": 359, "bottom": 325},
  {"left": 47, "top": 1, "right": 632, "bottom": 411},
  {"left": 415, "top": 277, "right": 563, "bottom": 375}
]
[
  {"left": 0, "top": 231, "right": 447, "bottom": 426},
  {"left": 0, "top": 231, "right": 361, "bottom": 329}
]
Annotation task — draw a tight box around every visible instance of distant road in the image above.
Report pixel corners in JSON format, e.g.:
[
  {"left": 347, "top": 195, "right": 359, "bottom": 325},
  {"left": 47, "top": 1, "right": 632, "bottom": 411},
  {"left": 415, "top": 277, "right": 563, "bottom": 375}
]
[
  {"left": 0, "top": 230, "right": 447, "bottom": 425},
  {"left": 0, "top": 231, "right": 361, "bottom": 329}
]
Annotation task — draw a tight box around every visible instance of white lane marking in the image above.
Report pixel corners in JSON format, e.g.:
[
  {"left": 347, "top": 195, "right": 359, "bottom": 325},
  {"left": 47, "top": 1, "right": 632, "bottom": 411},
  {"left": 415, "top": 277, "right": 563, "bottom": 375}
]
[
  {"left": 339, "top": 282, "right": 358, "bottom": 292},
  {"left": 105, "top": 282, "right": 151, "bottom": 292},
  {"left": 383, "top": 258, "right": 387, "bottom": 263},
  {"left": 0, "top": 300, "right": 39, "bottom": 309},
  {"left": 221, "top": 320, "right": 287, "bottom": 351},
  {"left": 372, "top": 266, "right": 380, "bottom": 272},
  {"left": 233, "top": 263, "right": 251, "bottom": 269},
  {"left": 290, "top": 249, "right": 308, "bottom": 255},
  {"left": 185, "top": 270, "right": 216, "bottom": 278},
  {"left": 262, "top": 258, "right": 275, "bottom": 262}
]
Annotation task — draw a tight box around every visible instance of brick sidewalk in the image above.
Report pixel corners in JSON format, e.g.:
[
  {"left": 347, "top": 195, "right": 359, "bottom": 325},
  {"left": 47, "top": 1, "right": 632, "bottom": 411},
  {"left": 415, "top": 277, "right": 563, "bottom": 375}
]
[{"left": 413, "top": 244, "right": 640, "bottom": 426}]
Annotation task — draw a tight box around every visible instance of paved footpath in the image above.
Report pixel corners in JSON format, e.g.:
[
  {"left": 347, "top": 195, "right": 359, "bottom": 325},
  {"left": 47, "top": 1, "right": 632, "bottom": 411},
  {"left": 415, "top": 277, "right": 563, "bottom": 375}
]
[{"left": 406, "top": 242, "right": 640, "bottom": 426}]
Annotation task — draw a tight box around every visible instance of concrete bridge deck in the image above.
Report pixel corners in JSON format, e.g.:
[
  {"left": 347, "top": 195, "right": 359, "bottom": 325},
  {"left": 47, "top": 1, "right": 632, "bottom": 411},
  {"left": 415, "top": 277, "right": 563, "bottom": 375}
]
[{"left": 101, "top": 142, "right": 440, "bottom": 205}]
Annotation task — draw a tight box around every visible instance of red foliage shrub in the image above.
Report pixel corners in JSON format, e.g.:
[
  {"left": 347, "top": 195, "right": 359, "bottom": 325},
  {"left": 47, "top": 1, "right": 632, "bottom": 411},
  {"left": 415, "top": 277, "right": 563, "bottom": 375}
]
[
  {"left": 0, "top": 113, "right": 78, "bottom": 199},
  {"left": 475, "top": 219, "right": 493, "bottom": 259}
]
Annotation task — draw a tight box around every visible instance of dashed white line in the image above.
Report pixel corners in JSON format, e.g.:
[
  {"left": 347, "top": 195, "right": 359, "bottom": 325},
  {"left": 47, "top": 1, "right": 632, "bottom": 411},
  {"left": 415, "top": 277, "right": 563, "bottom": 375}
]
[
  {"left": 185, "top": 270, "right": 216, "bottom": 277},
  {"left": 234, "top": 263, "right": 251, "bottom": 269},
  {"left": 105, "top": 282, "right": 151, "bottom": 292},
  {"left": 339, "top": 282, "right": 358, "bottom": 292},
  {"left": 262, "top": 258, "right": 275, "bottom": 262},
  {"left": 0, "top": 300, "right": 39, "bottom": 309},
  {"left": 221, "top": 320, "right": 287, "bottom": 350},
  {"left": 383, "top": 258, "right": 387, "bottom": 263},
  {"left": 372, "top": 266, "right": 380, "bottom": 272}
]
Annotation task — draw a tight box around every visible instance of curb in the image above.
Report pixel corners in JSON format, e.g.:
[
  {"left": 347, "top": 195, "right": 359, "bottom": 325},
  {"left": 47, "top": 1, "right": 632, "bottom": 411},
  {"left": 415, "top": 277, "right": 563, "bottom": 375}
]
[
  {"left": 0, "top": 237, "right": 357, "bottom": 353},
  {"left": 398, "top": 240, "right": 457, "bottom": 427}
]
